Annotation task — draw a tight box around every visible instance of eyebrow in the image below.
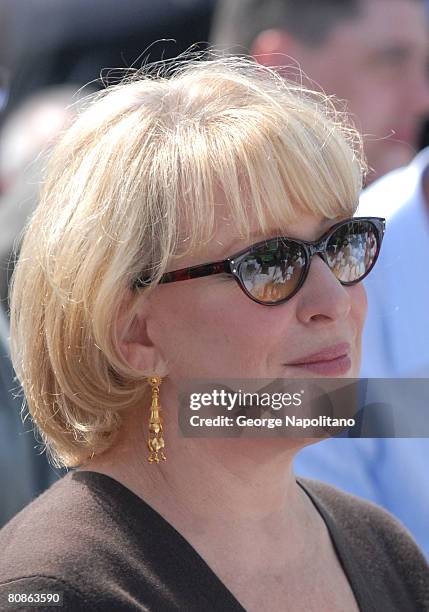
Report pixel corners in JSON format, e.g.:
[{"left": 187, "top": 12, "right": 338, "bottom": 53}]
[{"left": 369, "top": 44, "right": 415, "bottom": 63}]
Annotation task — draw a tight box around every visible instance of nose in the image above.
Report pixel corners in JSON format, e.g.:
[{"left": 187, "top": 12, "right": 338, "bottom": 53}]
[
  {"left": 407, "top": 63, "right": 429, "bottom": 116},
  {"left": 413, "top": 81, "right": 429, "bottom": 116},
  {"left": 295, "top": 255, "right": 352, "bottom": 324}
]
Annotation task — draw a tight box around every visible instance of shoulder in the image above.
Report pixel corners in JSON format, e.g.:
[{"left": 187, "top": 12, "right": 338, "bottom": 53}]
[
  {"left": 0, "top": 471, "right": 130, "bottom": 607},
  {"left": 299, "top": 476, "right": 421, "bottom": 547},
  {"left": 298, "top": 477, "right": 429, "bottom": 606},
  {"left": 0, "top": 575, "right": 97, "bottom": 612},
  {"left": 357, "top": 148, "right": 429, "bottom": 221}
]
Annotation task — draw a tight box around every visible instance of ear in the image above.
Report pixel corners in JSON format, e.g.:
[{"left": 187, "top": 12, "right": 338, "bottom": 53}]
[
  {"left": 116, "top": 290, "right": 169, "bottom": 378},
  {"left": 251, "top": 29, "right": 300, "bottom": 72}
]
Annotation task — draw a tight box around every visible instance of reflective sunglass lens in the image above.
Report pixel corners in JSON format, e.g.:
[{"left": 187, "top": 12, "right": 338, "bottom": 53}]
[
  {"left": 239, "top": 240, "right": 306, "bottom": 303},
  {"left": 326, "top": 220, "right": 378, "bottom": 283}
]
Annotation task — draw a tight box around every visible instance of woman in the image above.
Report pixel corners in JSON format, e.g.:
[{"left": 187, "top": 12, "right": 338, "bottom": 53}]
[{"left": 0, "top": 56, "right": 427, "bottom": 611}]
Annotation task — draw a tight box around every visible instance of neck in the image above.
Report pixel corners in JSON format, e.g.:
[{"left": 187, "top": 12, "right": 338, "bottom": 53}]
[{"left": 76, "top": 392, "right": 316, "bottom": 551}]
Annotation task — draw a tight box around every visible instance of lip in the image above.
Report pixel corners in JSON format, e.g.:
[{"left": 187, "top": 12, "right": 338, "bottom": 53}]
[
  {"left": 284, "top": 342, "right": 352, "bottom": 376},
  {"left": 286, "top": 355, "right": 352, "bottom": 376},
  {"left": 287, "top": 342, "right": 351, "bottom": 364}
]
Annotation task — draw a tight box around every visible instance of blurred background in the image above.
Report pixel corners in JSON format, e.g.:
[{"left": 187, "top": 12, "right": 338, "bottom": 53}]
[
  {"left": 0, "top": 0, "right": 217, "bottom": 527},
  {"left": 1, "top": 0, "right": 428, "bottom": 560}
]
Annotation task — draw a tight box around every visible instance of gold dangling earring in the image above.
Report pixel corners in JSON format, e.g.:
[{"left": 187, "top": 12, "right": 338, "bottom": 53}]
[{"left": 147, "top": 376, "right": 166, "bottom": 464}]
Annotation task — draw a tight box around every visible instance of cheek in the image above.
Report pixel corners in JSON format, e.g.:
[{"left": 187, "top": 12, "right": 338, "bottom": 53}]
[
  {"left": 147, "top": 281, "right": 296, "bottom": 377},
  {"left": 350, "top": 283, "right": 368, "bottom": 329},
  {"left": 345, "top": 75, "right": 402, "bottom": 134},
  {"left": 348, "top": 284, "right": 368, "bottom": 364}
]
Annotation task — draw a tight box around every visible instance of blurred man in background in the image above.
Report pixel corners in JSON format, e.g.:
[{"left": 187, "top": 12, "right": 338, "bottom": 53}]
[
  {"left": 211, "top": 0, "right": 429, "bottom": 559},
  {"left": 211, "top": 0, "right": 429, "bottom": 181}
]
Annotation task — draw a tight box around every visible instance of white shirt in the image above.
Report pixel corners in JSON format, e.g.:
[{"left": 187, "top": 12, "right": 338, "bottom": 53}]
[{"left": 357, "top": 147, "right": 429, "bottom": 378}]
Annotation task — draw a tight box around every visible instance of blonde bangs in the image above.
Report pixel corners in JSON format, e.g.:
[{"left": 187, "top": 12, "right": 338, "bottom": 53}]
[{"left": 151, "top": 66, "right": 364, "bottom": 255}]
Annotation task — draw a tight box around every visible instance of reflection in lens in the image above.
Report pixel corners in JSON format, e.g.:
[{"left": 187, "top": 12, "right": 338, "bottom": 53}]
[
  {"left": 239, "top": 240, "right": 306, "bottom": 303},
  {"left": 326, "top": 221, "right": 378, "bottom": 283},
  {"left": 0, "top": 67, "right": 10, "bottom": 114}
]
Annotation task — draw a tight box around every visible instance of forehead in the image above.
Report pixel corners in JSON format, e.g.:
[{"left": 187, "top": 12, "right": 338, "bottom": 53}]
[{"left": 326, "top": 0, "right": 428, "bottom": 55}]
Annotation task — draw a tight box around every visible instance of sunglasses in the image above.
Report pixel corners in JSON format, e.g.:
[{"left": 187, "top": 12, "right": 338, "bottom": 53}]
[{"left": 133, "top": 217, "right": 386, "bottom": 306}]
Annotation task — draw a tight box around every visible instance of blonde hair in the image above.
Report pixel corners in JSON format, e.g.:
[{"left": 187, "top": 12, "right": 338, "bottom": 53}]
[{"left": 10, "top": 53, "right": 365, "bottom": 468}]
